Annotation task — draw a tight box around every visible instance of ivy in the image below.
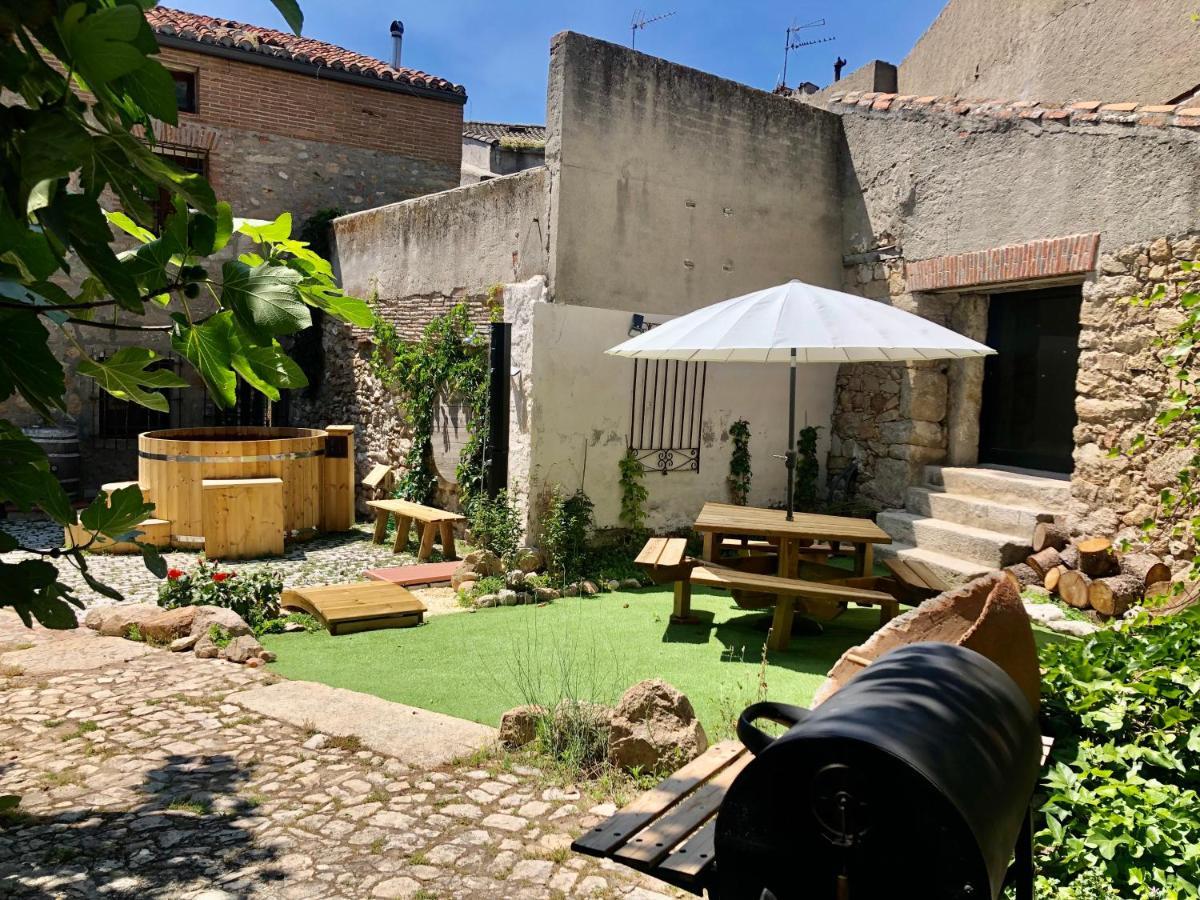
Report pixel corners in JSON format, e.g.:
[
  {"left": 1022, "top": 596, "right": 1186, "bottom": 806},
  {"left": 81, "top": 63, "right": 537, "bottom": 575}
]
[
  {"left": 618, "top": 447, "right": 648, "bottom": 532},
  {"left": 793, "top": 425, "right": 821, "bottom": 511},
  {"left": 368, "top": 304, "right": 489, "bottom": 506},
  {"left": 541, "top": 488, "right": 595, "bottom": 581},
  {"left": 728, "top": 419, "right": 752, "bottom": 505}
]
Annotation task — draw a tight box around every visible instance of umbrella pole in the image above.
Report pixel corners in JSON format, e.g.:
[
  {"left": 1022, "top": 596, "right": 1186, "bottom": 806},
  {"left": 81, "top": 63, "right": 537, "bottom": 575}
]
[{"left": 786, "top": 349, "right": 796, "bottom": 522}]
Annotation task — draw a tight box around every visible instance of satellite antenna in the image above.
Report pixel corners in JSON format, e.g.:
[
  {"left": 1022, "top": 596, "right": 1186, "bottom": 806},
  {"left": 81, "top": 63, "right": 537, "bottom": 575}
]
[
  {"left": 779, "top": 18, "right": 836, "bottom": 90},
  {"left": 631, "top": 9, "right": 677, "bottom": 50}
]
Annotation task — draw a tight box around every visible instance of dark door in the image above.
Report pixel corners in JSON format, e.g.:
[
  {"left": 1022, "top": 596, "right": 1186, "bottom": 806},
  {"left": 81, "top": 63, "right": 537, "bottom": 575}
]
[{"left": 978, "top": 285, "right": 1081, "bottom": 473}]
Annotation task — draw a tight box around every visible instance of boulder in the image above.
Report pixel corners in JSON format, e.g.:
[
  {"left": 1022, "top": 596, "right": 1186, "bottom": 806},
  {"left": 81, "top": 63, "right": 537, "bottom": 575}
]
[
  {"left": 221, "top": 634, "right": 266, "bottom": 664},
  {"left": 534, "top": 587, "right": 560, "bottom": 602},
  {"left": 497, "top": 590, "right": 521, "bottom": 607},
  {"left": 82, "top": 604, "right": 162, "bottom": 638},
  {"left": 140, "top": 607, "right": 198, "bottom": 644},
  {"left": 515, "top": 547, "right": 546, "bottom": 574},
  {"left": 608, "top": 679, "right": 708, "bottom": 773},
  {"left": 457, "top": 579, "right": 477, "bottom": 596},
  {"left": 606, "top": 580, "right": 621, "bottom": 592},
  {"left": 474, "top": 594, "right": 499, "bottom": 609},
  {"left": 506, "top": 570, "right": 527, "bottom": 589},
  {"left": 194, "top": 633, "right": 219, "bottom": 659},
  {"left": 581, "top": 581, "right": 600, "bottom": 596},
  {"left": 168, "top": 634, "right": 199, "bottom": 653},
  {"left": 463, "top": 550, "right": 503, "bottom": 576},
  {"left": 499, "top": 705, "right": 546, "bottom": 748},
  {"left": 190, "top": 607, "right": 252, "bottom": 639},
  {"left": 621, "top": 579, "right": 642, "bottom": 590}
]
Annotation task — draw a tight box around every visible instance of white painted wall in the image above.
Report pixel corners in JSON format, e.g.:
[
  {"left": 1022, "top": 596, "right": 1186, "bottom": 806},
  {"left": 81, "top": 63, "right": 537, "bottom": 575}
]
[{"left": 507, "top": 290, "right": 837, "bottom": 533}]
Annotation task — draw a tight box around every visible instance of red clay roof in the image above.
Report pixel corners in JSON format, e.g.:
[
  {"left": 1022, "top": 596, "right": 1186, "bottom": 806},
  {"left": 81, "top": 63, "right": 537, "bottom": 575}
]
[{"left": 147, "top": 6, "right": 464, "bottom": 98}]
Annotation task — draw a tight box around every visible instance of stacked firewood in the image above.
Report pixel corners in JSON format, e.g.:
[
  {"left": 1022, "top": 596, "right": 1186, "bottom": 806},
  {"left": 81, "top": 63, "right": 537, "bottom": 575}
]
[{"left": 1002, "top": 523, "right": 1172, "bottom": 619}]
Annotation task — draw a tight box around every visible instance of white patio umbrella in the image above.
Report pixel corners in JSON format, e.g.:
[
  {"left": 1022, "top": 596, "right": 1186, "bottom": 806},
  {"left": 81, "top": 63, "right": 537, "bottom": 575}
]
[{"left": 607, "top": 280, "right": 995, "bottom": 519}]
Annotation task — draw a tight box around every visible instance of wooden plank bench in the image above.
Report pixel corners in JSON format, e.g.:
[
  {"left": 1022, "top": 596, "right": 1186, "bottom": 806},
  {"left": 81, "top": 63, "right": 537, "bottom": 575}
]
[
  {"left": 635, "top": 537, "right": 700, "bottom": 623},
  {"left": 367, "top": 499, "right": 465, "bottom": 561},
  {"left": 885, "top": 557, "right": 953, "bottom": 603},
  {"left": 690, "top": 565, "right": 899, "bottom": 651},
  {"left": 573, "top": 735, "right": 1055, "bottom": 897},
  {"left": 282, "top": 581, "right": 426, "bottom": 635}
]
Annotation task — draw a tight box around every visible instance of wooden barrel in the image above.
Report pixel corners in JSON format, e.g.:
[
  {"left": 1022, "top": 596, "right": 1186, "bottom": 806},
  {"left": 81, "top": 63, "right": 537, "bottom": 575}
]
[
  {"left": 138, "top": 427, "right": 327, "bottom": 549},
  {"left": 23, "top": 425, "right": 81, "bottom": 499}
]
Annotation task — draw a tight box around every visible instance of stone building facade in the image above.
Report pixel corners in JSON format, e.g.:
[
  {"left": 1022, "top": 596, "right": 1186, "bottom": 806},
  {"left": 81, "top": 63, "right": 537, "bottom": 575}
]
[{"left": 2, "top": 6, "right": 467, "bottom": 494}]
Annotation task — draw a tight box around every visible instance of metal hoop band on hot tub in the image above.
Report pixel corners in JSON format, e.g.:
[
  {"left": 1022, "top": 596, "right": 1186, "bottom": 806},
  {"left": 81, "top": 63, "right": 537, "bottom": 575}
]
[
  {"left": 172, "top": 526, "right": 319, "bottom": 546},
  {"left": 138, "top": 449, "right": 326, "bottom": 463}
]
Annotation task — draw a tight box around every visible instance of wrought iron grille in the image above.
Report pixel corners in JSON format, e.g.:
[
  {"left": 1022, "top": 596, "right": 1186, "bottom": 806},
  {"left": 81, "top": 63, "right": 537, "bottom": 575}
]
[{"left": 628, "top": 358, "right": 706, "bottom": 474}]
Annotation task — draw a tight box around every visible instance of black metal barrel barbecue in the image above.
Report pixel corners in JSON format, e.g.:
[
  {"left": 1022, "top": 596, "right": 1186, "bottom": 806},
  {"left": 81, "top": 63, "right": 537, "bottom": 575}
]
[{"left": 714, "top": 643, "right": 1042, "bottom": 900}]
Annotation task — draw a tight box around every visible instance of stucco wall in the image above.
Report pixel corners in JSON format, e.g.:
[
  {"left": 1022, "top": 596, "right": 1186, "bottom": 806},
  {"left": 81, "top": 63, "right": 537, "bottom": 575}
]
[
  {"left": 509, "top": 291, "right": 836, "bottom": 533},
  {"left": 545, "top": 31, "right": 845, "bottom": 316},
  {"left": 814, "top": 60, "right": 897, "bottom": 101},
  {"left": 897, "top": 0, "right": 1200, "bottom": 105}
]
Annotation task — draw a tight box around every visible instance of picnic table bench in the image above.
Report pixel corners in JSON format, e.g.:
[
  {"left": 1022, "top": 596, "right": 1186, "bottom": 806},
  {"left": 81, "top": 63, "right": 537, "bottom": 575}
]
[
  {"left": 573, "top": 735, "right": 1055, "bottom": 898},
  {"left": 367, "top": 499, "right": 465, "bottom": 561}
]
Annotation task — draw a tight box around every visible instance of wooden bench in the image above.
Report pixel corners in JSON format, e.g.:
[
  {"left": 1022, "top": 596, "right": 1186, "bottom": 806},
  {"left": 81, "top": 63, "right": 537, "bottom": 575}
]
[
  {"left": 635, "top": 537, "right": 700, "bottom": 623},
  {"left": 690, "top": 565, "right": 899, "bottom": 651},
  {"left": 572, "top": 736, "right": 1055, "bottom": 898},
  {"left": 885, "top": 557, "right": 953, "bottom": 603},
  {"left": 367, "top": 499, "right": 465, "bottom": 561},
  {"left": 202, "top": 477, "right": 285, "bottom": 560}
]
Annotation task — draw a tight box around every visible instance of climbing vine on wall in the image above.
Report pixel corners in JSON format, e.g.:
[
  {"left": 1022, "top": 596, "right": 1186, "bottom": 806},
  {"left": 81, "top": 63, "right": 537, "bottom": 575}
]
[
  {"left": 368, "top": 304, "right": 489, "bottom": 506},
  {"left": 793, "top": 425, "right": 822, "bottom": 511},
  {"left": 728, "top": 419, "right": 752, "bottom": 505},
  {"left": 618, "top": 447, "right": 649, "bottom": 532}
]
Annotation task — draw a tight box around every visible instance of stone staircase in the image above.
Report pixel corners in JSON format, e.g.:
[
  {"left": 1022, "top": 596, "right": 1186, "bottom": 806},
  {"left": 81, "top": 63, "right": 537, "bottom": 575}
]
[{"left": 875, "top": 465, "right": 1072, "bottom": 585}]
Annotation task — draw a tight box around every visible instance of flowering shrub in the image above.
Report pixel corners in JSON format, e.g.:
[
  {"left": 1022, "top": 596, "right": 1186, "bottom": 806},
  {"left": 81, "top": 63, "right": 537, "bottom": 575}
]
[{"left": 158, "top": 557, "right": 283, "bottom": 635}]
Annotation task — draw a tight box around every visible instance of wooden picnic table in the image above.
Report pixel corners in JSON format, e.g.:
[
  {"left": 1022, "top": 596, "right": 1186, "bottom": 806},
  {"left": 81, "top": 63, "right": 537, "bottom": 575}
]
[
  {"left": 693, "top": 502, "right": 891, "bottom": 580},
  {"left": 367, "top": 499, "right": 465, "bottom": 561}
]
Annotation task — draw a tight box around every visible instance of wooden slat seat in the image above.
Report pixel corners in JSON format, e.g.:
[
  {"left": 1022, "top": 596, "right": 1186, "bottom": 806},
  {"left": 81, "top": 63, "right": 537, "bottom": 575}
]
[
  {"left": 367, "top": 499, "right": 465, "bottom": 561},
  {"left": 635, "top": 537, "right": 700, "bottom": 622},
  {"left": 885, "top": 557, "right": 952, "bottom": 601},
  {"left": 635, "top": 536, "right": 688, "bottom": 569},
  {"left": 691, "top": 564, "right": 900, "bottom": 650}
]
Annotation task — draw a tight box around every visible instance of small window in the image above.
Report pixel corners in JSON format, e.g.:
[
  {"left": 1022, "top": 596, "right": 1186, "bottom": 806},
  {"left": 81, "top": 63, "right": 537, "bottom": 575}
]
[{"left": 172, "top": 70, "right": 197, "bottom": 114}]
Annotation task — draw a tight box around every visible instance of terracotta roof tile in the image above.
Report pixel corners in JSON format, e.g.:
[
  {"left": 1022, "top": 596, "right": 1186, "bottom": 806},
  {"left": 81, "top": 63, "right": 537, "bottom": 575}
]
[
  {"left": 462, "top": 122, "right": 547, "bottom": 147},
  {"left": 146, "top": 6, "right": 464, "bottom": 98}
]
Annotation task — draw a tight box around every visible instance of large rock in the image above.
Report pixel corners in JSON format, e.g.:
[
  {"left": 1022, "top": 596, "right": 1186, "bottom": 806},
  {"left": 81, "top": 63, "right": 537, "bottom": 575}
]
[
  {"left": 221, "top": 634, "right": 266, "bottom": 664},
  {"left": 607, "top": 679, "right": 707, "bottom": 773},
  {"left": 82, "top": 603, "right": 162, "bottom": 638},
  {"left": 452, "top": 549, "right": 503, "bottom": 589},
  {"left": 140, "top": 607, "right": 198, "bottom": 644},
  {"left": 515, "top": 547, "right": 546, "bottom": 574},
  {"left": 190, "top": 607, "right": 252, "bottom": 638},
  {"left": 499, "top": 705, "right": 545, "bottom": 748}
]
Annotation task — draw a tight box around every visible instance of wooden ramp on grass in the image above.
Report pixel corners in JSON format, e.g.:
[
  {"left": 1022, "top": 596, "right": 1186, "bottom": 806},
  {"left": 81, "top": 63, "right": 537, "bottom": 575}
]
[
  {"left": 281, "top": 582, "right": 426, "bottom": 636},
  {"left": 365, "top": 561, "right": 459, "bottom": 587}
]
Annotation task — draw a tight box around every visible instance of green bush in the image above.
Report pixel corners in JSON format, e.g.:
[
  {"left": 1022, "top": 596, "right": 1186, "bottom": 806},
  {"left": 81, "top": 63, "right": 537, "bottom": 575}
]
[
  {"left": 728, "top": 419, "right": 752, "bottom": 505},
  {"left": 541, "top": 489, "right": 594, "bottom": 580},
  {"left": 793, "top": 425, "right": 821, "bottom": 511},
  {"left": 617, "top": 448, "right": 648, "bottom": 532},
  {"left": 468, "top": 489, "right": 522, "bottom": 567},
  {"left": 158, "top": 557, "right": 283, "bottom": 636},
  {"left": 1035, "top": 606, "right": 1200, "bottom": 898}
]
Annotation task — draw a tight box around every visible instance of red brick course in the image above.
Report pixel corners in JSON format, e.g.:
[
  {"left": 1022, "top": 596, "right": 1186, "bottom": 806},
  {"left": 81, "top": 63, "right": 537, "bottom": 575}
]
[{"left": 905, "top": 233, "right": 1101, "bottom": 292}]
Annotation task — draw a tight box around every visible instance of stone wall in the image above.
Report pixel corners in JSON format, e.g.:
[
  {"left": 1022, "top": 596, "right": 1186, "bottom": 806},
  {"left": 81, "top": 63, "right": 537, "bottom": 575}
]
[{"left": 1070, "top": 233, "right": 1200, "bottom": 560}]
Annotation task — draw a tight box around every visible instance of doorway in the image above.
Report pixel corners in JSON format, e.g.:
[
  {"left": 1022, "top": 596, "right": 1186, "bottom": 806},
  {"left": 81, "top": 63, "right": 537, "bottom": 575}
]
[{"left": 978, "top": 285, "right": 1081, "bottom": 473}]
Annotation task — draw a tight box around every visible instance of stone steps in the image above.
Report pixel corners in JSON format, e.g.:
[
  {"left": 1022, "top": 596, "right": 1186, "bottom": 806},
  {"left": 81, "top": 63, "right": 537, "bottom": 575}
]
[
  {"left": 874, "top": 542, "right": 994, "bottom": 585},
  {"left": 905, "top": 486, "right": 1052, "bottom": 538},
  {"left": 876, "top": 510, "right": 1032, "bottom": 569},
  {"left": 925, "top": 464, "right": 1071, "bottom": 509}
]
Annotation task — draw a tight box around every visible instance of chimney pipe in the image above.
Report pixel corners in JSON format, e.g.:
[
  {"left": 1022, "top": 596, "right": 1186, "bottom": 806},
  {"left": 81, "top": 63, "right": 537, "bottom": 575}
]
[{"left": 390, "top": 20, "right": 404, "bottom": 68}]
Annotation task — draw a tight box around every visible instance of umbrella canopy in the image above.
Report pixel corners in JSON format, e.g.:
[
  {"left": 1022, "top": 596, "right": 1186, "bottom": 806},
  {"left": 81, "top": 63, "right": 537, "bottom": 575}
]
[
  {"left": 606, "top": 279, "right": 995, "bottom": 363},
  {"left": 606, "top": 280, "right": 995, "bottom": 521}
]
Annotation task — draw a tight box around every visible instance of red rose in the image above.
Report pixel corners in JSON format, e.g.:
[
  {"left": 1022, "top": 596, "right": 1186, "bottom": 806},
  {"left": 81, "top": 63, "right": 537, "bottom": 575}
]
[
  {"left": 167, "top": 568, "right": 184, "bottom": 580},
  {"left": 211, "top": 572, "right": 231, "bottom": 583}
]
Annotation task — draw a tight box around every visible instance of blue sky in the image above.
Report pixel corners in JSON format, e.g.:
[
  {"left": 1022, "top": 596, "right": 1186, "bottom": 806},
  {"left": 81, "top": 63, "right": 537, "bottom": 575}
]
[{"left": 174, "top": 0, "right": 947, "bottom": 123}]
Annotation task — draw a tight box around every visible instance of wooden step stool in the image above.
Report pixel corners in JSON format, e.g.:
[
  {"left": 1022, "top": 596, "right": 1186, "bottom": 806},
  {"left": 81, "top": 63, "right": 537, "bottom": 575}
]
[
  {"left": 202, "top": 477, "right": 285, "bottom": 560},
  {"left": 282, "top": 581, "right": 426, "bottom": 635}
]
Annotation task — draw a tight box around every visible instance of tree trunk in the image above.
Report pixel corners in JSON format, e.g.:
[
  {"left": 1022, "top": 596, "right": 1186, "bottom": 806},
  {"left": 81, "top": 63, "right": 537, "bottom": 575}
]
[
  {"left": 1088, "top": 574, "right": 1143, "bottom": 618},
  {"left": 1032, "top": 522, "right": 1071, "bottom": 553},
  {"left": 1118, "top": 552, "right": 1171, "bottom": 589},
  {"left": 1003, "top": 563, "right": 1042, "bottom": 590},
  {"left": 1059, "top": 545, "right": 1080, "bottom": 570},
  {"left": 1026, "top": 547, "right": 1064, "bottom": 579},
  {"left": 1147, "top": 581, "right": 1199, "bottom": 618},
  {"left": 1044, "top": 565, "right": 1068, "bottom": 595},
  {"left": 1058, "top": 570, "right": 1092, "bottom": 609},
  {"left": 1077, "top": 537, "right": 1118, "bottom": 578}
]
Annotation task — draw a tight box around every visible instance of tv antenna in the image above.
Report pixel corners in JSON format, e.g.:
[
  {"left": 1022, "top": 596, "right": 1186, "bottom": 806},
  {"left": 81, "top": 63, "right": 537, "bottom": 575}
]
[
  {"left": 631, "top": 9, "right": 676, "bottom": 50},
  {"left": 779, "top": 18, "right": 835, "bottom": 90}
]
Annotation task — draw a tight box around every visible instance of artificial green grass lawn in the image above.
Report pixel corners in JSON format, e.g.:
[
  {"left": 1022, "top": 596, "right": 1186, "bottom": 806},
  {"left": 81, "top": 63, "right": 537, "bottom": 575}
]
[
  {"left": 261, "top": 587, "right": 887, "bottom": 736},
  {"left": 262, "top": 586, "right": 1076, "bottom": 737}
]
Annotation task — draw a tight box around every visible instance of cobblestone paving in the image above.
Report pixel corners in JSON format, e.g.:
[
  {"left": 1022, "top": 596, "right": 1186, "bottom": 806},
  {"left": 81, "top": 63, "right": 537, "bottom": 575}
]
[
  {"left": 0, "top": 615, "right": 680, "bottom": 899},
  {"left": 0, "top": 520, "right": 462, "bottom": 615}
]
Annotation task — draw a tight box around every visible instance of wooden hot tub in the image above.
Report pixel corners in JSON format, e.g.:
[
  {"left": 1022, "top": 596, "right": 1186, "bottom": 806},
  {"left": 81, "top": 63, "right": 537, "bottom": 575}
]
[{"left": 139, "top": 426, "right": 329, "bottom": 549}]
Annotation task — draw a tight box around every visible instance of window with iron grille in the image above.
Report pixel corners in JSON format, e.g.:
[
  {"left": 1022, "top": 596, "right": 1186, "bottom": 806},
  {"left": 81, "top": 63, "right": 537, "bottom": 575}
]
[{"left": 628, "top": 358, "right": 707, "bottom": 474}]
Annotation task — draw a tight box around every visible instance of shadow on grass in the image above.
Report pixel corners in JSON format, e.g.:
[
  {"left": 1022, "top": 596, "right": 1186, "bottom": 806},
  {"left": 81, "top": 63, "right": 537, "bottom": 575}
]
[{"left": 0, "top": 753, "right": 282, "bottom": 899}]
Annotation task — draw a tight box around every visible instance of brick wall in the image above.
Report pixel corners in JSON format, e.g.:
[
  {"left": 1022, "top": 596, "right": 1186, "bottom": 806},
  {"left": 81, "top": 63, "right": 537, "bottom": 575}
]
[{"left": 158, "top": 47, "right": 462, "bottom": 164}]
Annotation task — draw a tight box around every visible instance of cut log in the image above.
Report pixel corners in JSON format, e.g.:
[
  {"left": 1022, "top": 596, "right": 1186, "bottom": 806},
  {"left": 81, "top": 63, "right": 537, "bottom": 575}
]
[
  {"left": 1044, "top": 565, "right": 1068, "bottom": 595},
  {"left": 1058, "top": 570, "right": 1093, "bottom": 609},
  {"left": 1059, "top": 545, "right": 1080, "bottom": 570},
  {"left": 1032, "top": 522, "right": 1071, "bottom": 553},
  {"left": 1118, "top": 552, "right": 1171, "bottom": 589},
  {"left": 1003, "top": 563, "right": 1042, "bottom": 590},
  {"left": 1026, "top": 547, "right": 1064, "bottom": 579},
  {"left": 1077, "top": 537, "right": 1118, "bottom": 578},
  {"left": 1088, "top": 574, "right": 1143, "bottom": 618}
]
